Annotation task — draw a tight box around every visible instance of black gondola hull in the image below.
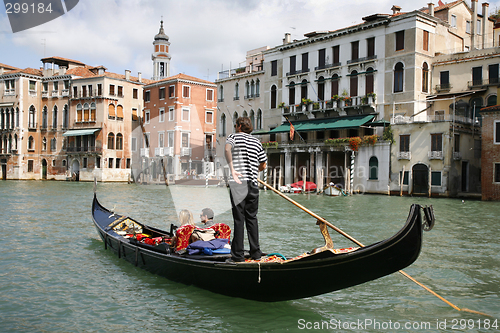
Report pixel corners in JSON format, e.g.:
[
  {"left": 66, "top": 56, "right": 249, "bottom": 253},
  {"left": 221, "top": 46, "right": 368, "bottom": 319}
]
[{"left": 92, "top": 195, "right": 423, "bottom": 302}]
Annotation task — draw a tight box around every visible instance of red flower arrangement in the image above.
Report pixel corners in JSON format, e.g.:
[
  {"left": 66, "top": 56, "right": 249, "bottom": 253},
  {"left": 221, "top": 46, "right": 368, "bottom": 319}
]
[{"left": 349, "top": 137, "right": 362, "bottom": 151}]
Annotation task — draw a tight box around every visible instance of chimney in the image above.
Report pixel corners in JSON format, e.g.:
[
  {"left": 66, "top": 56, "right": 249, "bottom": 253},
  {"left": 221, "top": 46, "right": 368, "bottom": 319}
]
[
  {"left": 482, "top": 2, "right": 489, "bottom": 49},
  {"left": 391, "top": 5, "right": 401, "bottom": 15},
  {"left": 283, "top": 33, "right": 291, "bottom": 45},
  {"left": 471, "top": 0, "right": 477, "bottom": 49},
  {"left": 59, "top": 66, "right": 67, "bottom": 75},
  {"left": 125, "top": 69, "right": 131, "bottom": 81},
  {"left": 138, "top": 72, "right": 142, "bottom": 83},
  {"left": 428, "top": 3, "right": 434, "bottom": 16}
]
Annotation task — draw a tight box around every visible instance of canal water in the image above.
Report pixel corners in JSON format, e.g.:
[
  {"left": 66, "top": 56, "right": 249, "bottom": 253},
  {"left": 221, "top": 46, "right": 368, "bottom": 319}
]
[{"left": 0, "top": 180, "right": 499, "bottom": 332}]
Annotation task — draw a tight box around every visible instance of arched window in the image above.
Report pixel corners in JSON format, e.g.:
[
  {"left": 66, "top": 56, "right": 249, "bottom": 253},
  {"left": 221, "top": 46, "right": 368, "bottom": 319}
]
[
  {"left": 108, "top": 104, "right": 116, "bottom": 119},
  {"left": 50, "top": 138, "right": 56, "bottom": 151},
  {"left": 28, "top": 136, "right": 34, "bottom": 150},
  {"left": 90, "top": 103, "right": 96, "bottom": 121},
  {"left": 5, "top": 108, "right": 10, "bottom": 129},
  {"left": 83, "top": 103, "right": 90, "bottom": 122},
  {"left": 63, "top": 104, "right": 69, "bottom": 128},
  {"left": 0, "top": 108, "right": 4, "bottom": 129},
  {"left": 256, "top": 109, "right": 262, "bottom": 130},
  {"left": 10, "top": 108, "right": 14, "bottom": 129},
  {"left": 365, "top": 67, "right": 374, "bottom": 95},
  {"left": 242, "top": 110, "right": 248, "bottom": 118},
  {"left": 108, "top": 132, "right": 115, "bottom": 149},
  {"left": 250, "top": 80, "right": 255, "bottom": 97},
  {"left": 42, "top": 106, "right": 48, "bottom": 129},
  {"left": 317, "top": 76, "right": 325, "bottom": 101},
  {"left": 221, "top": 113, "right": 227, "bottom": 136},
  {"left": 29, "top": 105, "right": 36, "bottom": 128},
  {"left": 245, "top": 81, "right": 250, "bottom": 98},
  {"left": 422, "top": 62, "right": 429, "bottom": 93},
  {"left": 350, "top": 70, "right": 358, "bottom": 97},
  {"left": 16, "top": 107, "right": 19, "bottom": 128},
  {"left": 116, "top": 133, "right": 123, "bottom": 150},
  {"left": 234, "top": 83, "right": 239, "bottom": 100},
  {"left": 331, "top": 74, "right": 339, "bottom": 97},
  {"left": 394, "top": 62, "right": 404, "bottom": 93},
  {"left": 289, "top": 81, "right": 296, "bottom": 105},
  {"left": 271, "top": 85, "right": 277, "bottom": 109},
  {"left": 8, "top": 134, "right": 12, "bottom": 153},
  {"left": 249, "top": 110, "right": 255, "bottom": 128},
  {"left": 76, "top": 104, "right": 83, "bottom": 122},
  {"left": 42, "top": 137, "right": 47, "bottom": 151},
  {"left": 256, "top": 79, "right": 260, "bottom": 96},
  {"left": 13, "top": 134, "right": 18, "bottom": 150},
  {"left": 301, "top": 79, "right": 308, "bottom": 100},
  {"left": 487, "top": 95, "right": 497, "bottom": 106},
  {"left": 219, "top": 85, "right": 224, "bottom": 101},
  {"left": 52, "top": 105, "right": 58, "bottom": 129},
  {"left": 116, "top": 105, "right": 124, "bottom": 120},
  {"left": 233, "top": 112, "right": 238, "bottom": 125},
  {"left": 369, "top": 156, "right": 378, "bottom": 180}
]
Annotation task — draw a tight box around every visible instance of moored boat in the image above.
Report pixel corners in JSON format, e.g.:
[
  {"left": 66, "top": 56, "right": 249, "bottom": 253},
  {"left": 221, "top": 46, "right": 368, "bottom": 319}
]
[{"left": 92, "top": 191, "right": 433, "bottom": 302}]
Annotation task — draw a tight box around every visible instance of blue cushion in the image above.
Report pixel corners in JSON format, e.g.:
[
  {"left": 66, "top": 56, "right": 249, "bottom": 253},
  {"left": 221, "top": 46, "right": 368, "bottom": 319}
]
[{"left": 212, "top": 248, "right": 231, "bottom": 254}]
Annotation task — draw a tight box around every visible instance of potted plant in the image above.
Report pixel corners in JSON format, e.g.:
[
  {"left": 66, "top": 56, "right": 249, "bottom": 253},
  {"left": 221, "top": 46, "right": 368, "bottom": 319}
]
[
  {"left": 278, "top": 102, "right": 286, "bottom": 108},
  {"left": 313, "top": 102, "right": 320, "bottom": 110},
  {"left": 367, "top": 92, "right": 376, "bottom": 104}
]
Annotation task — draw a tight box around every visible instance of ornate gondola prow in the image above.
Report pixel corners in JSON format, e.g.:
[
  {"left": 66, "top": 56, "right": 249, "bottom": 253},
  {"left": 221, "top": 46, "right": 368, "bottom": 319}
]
[
  {"left": 310, "top": 220, "right": 335, "bottom": 254},
  {"left": 422, "top": 205, "right": 435, "bottom": 231},
  {"left": 93, "top": 176, "right": 97, "bottom": 194}
]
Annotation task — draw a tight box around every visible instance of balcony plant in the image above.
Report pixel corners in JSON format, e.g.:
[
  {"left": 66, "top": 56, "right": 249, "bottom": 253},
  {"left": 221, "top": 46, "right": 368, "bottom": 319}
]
[
  {"left": 313, "top": 102, "right": 320, "bottom": 110},
  {"left": 301, "top": 98, "right": 312, "bottom": 106},
  {"left": 362, "top": 134, "right": 378, "bottom": 145},
  {"left": 278, "top": 102, "right": 286, "bottom": 108},
  {"left": 262, "top": 141, "right": 278, "bottom": 148},
  {"left": 348, "top": 136, "right": 362, "bottom": 151}
]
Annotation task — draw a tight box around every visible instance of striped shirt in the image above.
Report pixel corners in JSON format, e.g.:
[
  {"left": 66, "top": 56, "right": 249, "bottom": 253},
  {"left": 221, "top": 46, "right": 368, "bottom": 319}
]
[{"left": 226, "top": 132, "right": 267, "bottom": 185}]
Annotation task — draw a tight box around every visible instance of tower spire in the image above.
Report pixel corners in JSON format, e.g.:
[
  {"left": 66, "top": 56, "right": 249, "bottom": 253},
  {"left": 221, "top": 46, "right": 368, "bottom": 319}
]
[{"left": 152, "top": 18, "right": 171, "bottom": 80}]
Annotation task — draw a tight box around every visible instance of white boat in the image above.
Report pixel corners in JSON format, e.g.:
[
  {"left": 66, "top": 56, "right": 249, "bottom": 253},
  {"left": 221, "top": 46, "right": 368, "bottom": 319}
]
[{"left": 324, "top": 184, "right": 346, "bottom": 196}]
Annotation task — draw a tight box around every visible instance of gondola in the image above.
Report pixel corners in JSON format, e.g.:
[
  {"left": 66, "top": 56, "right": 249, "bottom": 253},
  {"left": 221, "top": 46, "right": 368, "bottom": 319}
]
[{"left": 92, "top": 193, "right": 433, "bottom": 302}]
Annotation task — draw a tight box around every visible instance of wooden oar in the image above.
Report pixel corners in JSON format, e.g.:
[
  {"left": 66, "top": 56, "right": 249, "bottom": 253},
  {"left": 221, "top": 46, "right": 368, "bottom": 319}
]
[{"left": 258, "top": 179, "right": 490, "bottom": 317}]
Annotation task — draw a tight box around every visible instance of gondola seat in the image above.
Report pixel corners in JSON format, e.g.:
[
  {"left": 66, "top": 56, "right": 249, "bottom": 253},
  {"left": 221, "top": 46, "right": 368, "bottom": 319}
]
[
  {"left": 173, "top": 225, "right": 197, "bottom": 251},
  {"left": 211, "top": 223, "right": 231, "bottom": 240}
]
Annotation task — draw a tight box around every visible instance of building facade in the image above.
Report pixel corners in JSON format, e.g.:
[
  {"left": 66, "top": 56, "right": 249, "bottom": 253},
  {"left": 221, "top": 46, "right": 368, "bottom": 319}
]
[
  {"left": 140, "top": 74, "right": 217, "bottom": 183},
  {"left": 480, "top": 101, "right": 500, "bottom": 200},
  {"left": 0, "top": 57, "right": 146, "bottom": 182}
]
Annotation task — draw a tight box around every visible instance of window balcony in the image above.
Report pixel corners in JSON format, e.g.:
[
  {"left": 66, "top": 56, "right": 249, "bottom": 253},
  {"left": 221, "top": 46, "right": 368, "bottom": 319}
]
[
  {"left": 286, "top": 68, "right": 310, "bottom": 76},
  {"left": 428, "top": 151, "right": 443, "bottom": 160},
  {"left": 61, "top": 89, "right": 70, "bottom": 97},
  {"left": 314, "top": 62, "right": 341, "bottom": 71},
  {"left": 435, "top": 83, "right": 452, "bottom": 92},
  {"left": 51, "top": 91, "right": 59, "bottom": 98},
  {"left": 164, "top": 147, "right": 173, "bottom": 156},
  {"left": 4, "top": 89, "right": 15, "bottom": 96},
  {"left": 140, "top": 148, "right": 150, "bottom": 157},
  {"left": 42, "top": 91, "right": 49, "bottom": 98},
  {"left": 66, "top": 146, "right": 102, "bottom": 153},
  {"left": 397, "top": 151, "right": 411, "bottom": 160},
  {"left": 346, "top": 55, "right": 377, "bottom": 65},
  {"left": 453, "top": 151, "right": 462, "bottom": 160},
  {"left": 181, "top": 147, "right": 191, "bottom": 156}
]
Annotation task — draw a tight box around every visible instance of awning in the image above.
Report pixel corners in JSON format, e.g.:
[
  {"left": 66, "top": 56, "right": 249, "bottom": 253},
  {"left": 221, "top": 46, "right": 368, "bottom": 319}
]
[
  {"left": 267, "top": 115, "right": 375, "bottom": 133},
  {"left": 63, "top": 128, "right": 101, "bottom": 137},
  {"left": 116, "top": 105, "right": 124, "bottom": 118},
  {"left": 108, "top": 104, "right": 116, "bottom": 117},
  {"left": 366, "top": 119, "right": 390, "bottom": 127}
]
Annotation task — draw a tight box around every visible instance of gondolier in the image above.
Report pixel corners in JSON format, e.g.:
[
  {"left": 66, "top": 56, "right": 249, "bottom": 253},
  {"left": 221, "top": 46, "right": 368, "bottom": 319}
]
[{"left": 225, "top": 117, "right": 267, "bottom": 263}]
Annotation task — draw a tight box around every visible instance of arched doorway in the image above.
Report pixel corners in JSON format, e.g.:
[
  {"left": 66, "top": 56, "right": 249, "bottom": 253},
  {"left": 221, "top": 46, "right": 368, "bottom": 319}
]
[
  {"left": 412, "top": 163, "right": 428, "bottom": 195},
  {"left": 41, "top": 159, "right": 47, "bottom": 179},
  {"left": 71, "top": 159, "right": 80, "bottom": 181}
]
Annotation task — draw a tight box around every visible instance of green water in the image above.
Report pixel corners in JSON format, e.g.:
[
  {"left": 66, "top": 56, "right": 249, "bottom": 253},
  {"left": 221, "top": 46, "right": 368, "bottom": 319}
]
[{"left": 0, "top": 181, "right": 499, "bottom": 332}]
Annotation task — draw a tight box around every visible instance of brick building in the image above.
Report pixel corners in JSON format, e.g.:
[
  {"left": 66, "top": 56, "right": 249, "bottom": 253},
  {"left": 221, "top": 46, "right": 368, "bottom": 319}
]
[{"left": 480, "top": 104, "right": 500, "bottom": 200}]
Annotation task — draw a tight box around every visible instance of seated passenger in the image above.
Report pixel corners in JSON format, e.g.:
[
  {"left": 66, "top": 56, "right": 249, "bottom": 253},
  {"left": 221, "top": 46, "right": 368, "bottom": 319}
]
[
  {"left": 171, "top": 209, "right": 198, "bottom": 251},
  {"left": 199, "top": 208, "right": 215, "bottom": 228}
]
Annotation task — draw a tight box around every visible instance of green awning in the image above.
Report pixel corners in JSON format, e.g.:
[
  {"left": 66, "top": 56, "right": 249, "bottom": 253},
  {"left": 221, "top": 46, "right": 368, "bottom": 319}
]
[
  {"left": 268, "top": 115, "right": 375, "bottom": 133},
  {"left": 62, "top": 128, "right": 101, "bottom": 137}
]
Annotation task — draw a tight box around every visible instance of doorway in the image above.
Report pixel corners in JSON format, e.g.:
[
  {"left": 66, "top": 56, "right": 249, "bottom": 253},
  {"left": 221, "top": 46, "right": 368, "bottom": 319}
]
[
  {"left": 461, "top": 161, "right": 469, "bottom": 192},
  {"left": 42, "top": 159, "right": 47, "bottom": 179},
  {"left": 71, "top": 159, "right": 80, "bottom": 181},
  {"left": 412, "top": 163, "right": 429, "bottom": 195},
  {"left": 1, "top": 164, "right": 6, "bottom": 180}
]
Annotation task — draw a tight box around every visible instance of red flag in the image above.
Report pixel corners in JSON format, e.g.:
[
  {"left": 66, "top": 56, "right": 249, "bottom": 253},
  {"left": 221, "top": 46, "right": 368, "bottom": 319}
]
[{"left": 289, "top": 122, "right": 295, "bottom": 140}]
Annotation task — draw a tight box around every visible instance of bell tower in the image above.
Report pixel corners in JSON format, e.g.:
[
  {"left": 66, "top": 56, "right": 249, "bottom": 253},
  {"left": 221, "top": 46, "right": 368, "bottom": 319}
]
[{"left": 152, "top": 19, "right": 171, "bottom": 80}]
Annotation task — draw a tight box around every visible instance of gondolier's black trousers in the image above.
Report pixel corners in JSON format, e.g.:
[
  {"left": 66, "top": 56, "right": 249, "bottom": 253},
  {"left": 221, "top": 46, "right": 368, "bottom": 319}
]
[{"left": 229, "top": 181, "right": 262, "bottom": 261}]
